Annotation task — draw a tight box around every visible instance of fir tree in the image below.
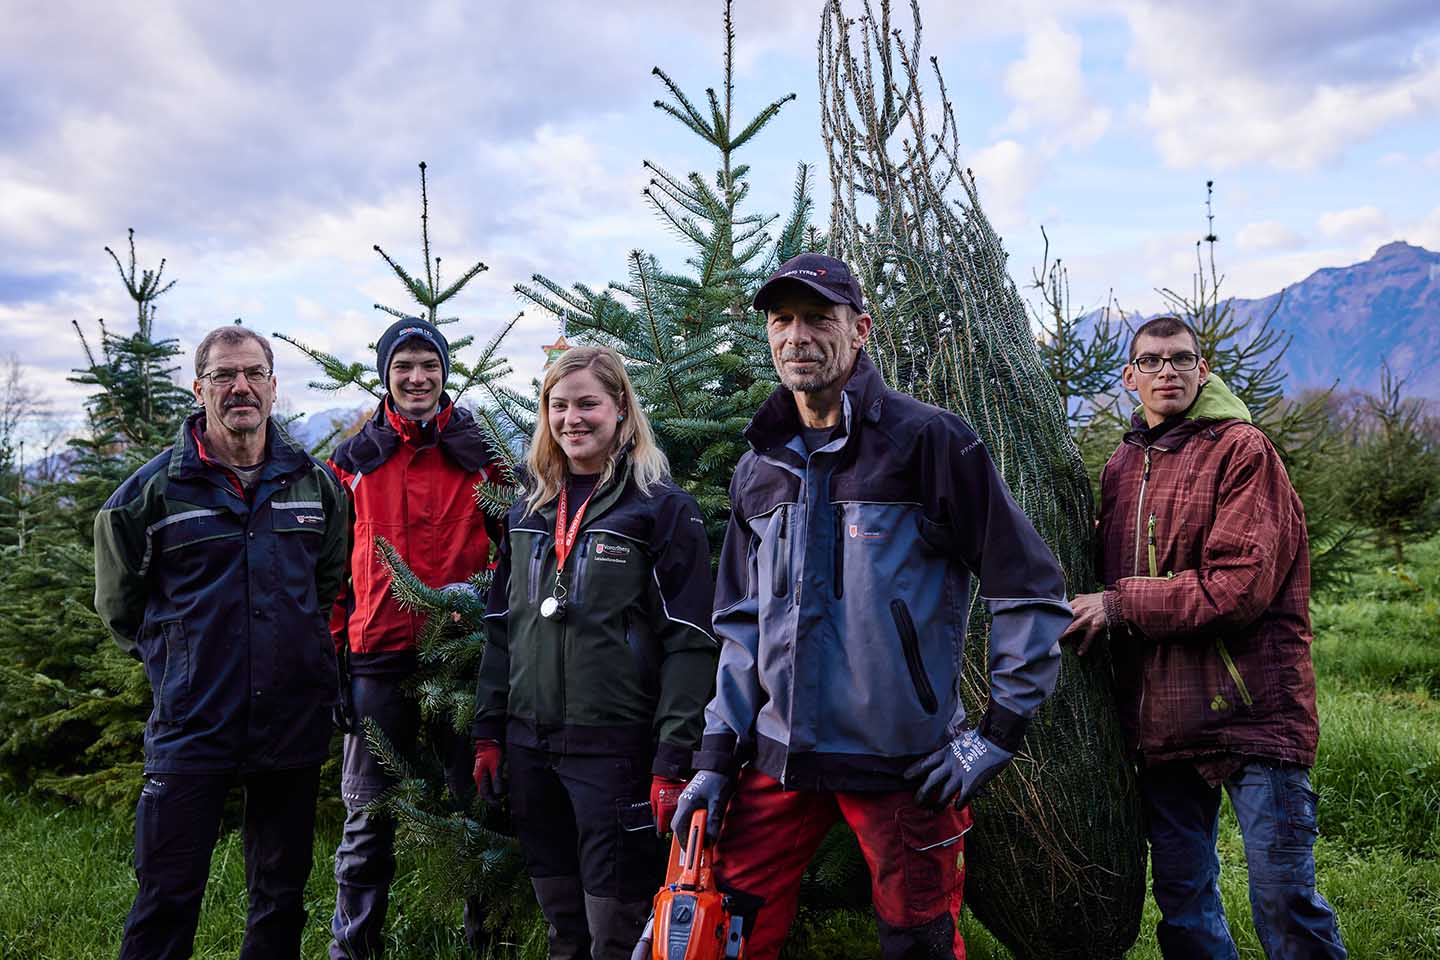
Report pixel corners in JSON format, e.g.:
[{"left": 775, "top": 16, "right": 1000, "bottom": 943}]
[
  {"left": 819, "top": 2, "right": 1143, "bottom": 956},
  {"left": 515, "top": 0, "right": 816, "bottom": 543},
  {"left": 1338, "top": 366, "right": 1440, "bottom": 566},
  {"left": 0, "top": 231, "right": 190, "bottom": 806},
  {"left": 277, "top": 164, "right": 539, "bottom": 943},
  {"left": 1157, "top": 181, "right": 1359, "bottom": 591},
  {"left": 1030, "top": 227, "right": 1128, "bottom": 431}
]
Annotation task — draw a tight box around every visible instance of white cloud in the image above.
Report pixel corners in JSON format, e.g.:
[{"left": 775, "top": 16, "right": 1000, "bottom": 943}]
[
  {"left": 1317, "top": 206, "right": 1391, "bottom": 239},
  {"left": 1236, "top": 220, "right": 1303, "bottom": 252},
  {"left": 968, "top": 139, "right": 1041, "bottom": 235},
  {"left": 1123, "top": 1, "right": 1440, "bottom": 170},
  {"left": 1002, "top": 19, "right": 1110, "bottom": 148}
]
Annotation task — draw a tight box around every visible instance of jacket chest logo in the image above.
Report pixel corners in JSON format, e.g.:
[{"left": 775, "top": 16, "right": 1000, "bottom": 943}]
[
  {"left": 848, "top": 524, "right": 888, "bottom": 542},
  {"left": 294, "top": 514, "right": 324, "bottom": 524},
  {"left": 594, "top": 542, "right": 631, "bottom": 563}
]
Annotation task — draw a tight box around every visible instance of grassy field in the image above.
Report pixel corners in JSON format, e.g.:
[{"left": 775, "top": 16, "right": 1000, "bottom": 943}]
[{"left": 2, "top": 539, "right": 1437, "bottom": 958}]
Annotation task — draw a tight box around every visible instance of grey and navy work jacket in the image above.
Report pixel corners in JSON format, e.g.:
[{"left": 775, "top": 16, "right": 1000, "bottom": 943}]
[
  {"left": 696, "top": 352, "right": 1072, "bottom": 791},
  {"left": 94, "top": 412, "right": 348, "bottom": 773},
  {"left": 471, "top": 457, "right": 718, "bottom": 778}
]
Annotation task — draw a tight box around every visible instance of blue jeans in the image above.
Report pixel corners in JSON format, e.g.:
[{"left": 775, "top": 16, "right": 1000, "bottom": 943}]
[{"left": 1140, "top": 760, "right": 1347, "bottom": 959}]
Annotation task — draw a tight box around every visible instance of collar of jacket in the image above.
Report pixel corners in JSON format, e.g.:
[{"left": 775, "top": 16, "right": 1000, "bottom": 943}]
[
  {"left": 1124, "top": 373, "right": 1253, "bottom": 451},
  {"left": 744, "top": 349, "right": 887, "bottom": 455},
  {"left": 525, "top": 445, "right": 638, "bottom": 529},
  {"left": 344, "top": 393, "right": 494, "bottom": 474},
  {"left": 169, "top": 409, "right": 308, "bottom": 482}
]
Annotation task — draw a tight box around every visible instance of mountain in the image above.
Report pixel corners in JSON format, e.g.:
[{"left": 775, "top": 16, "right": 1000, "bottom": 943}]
[
  {"left": 284, "top": 404, "right": 371, "bottom": 451},
  {"left": 1229, "top": 241, "right": 1440, "bottom": 399}
]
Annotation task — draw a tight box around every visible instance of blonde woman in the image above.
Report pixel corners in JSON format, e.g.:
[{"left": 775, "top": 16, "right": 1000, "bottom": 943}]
[{"left": 471, "top": 346, "right": 717, "bottom": 958}]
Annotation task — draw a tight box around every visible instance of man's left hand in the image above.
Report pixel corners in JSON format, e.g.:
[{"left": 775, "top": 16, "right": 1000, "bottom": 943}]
[
  {"left": 1060, "top": 592, "right": 1107, "bottom": 656},
  {"left": 905, "top": 728, "right": 1014, "bottom": 810}
]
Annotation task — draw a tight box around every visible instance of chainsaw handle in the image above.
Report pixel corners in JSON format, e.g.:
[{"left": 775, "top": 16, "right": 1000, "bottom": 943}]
[{"left": 681, "top": 809, "right": 708, "bottom": 883}]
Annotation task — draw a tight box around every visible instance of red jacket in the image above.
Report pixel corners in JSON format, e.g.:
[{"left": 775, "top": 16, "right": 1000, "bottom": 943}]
[
  {"left": 329, "top": 398, "right": 504, "bottom": 664},
  {"left": 1095, "top": 378, "right": 1319, "bottom": 768}
]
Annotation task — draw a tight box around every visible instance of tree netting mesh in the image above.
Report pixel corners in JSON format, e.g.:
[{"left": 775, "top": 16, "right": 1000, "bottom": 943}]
[{"left": 820, "top": 2, "right": 1144, "bottom": 956}]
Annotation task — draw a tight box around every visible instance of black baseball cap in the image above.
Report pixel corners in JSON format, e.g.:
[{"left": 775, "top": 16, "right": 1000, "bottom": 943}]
[{"left": 753, "top": 253, "right": 866, "bottom": 314}]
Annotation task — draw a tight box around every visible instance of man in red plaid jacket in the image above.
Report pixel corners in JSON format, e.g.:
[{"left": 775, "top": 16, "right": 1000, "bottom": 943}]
[{"left": 1064, "top": 315, "right": 1346, "bottom": 959}]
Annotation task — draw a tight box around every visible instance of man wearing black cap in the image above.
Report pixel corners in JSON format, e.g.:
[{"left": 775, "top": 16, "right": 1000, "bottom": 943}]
[
  {"left": 671, "top": 254, "right": 1071, "bottom": 959},
  {"left": 327, "top": 318, "right": 504, "bottom": 958}
]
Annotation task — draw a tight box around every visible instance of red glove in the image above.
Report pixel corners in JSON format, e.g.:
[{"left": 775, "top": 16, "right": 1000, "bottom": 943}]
[
  {"left": 472, "top": 739, "right": 503, "bottom": 802},
  {"left": 651, "top": 776, "right": 687, "bottom": 836}
]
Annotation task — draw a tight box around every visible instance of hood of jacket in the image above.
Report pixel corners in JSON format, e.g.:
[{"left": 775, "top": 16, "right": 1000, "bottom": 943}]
[
  {"left": 337, "top": 393, "right": 496, "bottom": 475},
  {"left": 1127, "top": 373, "right": 1253, "bottom": 445}
]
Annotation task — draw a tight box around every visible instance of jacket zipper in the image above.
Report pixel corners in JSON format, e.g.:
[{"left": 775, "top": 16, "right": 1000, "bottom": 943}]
[
  {"left": 527, "top": 534, "right": 546, "bottom": 605},
  {"left": 1132, "top": 448, "right": 1152, "bottom": 577},
  {"left": 1215, "top": 639, "right": 1255, "bottom": 707},
  {"left": 1133, "top": 446, "right": 1152, "bottom": 728},
  {"left": 571, "top": 534, "right": 591, "bottom": 606},
  {"left": 772, "top": 505, "right": 790, "bottom": 598},
  {"left": 833, "top": 507, "right": 845, "bottom": 599},
  {"left": 890, "top": 600, "right": 938, "bottom": 715}
]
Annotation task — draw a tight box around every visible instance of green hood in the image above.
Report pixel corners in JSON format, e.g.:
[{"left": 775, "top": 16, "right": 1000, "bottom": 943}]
[{"left": 1186, "top": 373, "right": 1252, "bottom": 423}]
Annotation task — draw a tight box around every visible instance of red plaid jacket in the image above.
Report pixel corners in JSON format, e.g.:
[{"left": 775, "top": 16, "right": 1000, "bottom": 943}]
[{"left": 1095, "top": 379, "right": 1318, "bottom": 768}]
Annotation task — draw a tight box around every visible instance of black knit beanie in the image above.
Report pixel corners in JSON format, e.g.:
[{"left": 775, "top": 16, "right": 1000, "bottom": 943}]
[{"left": 376, "top": 318, "right": 450, "bottom": 390}]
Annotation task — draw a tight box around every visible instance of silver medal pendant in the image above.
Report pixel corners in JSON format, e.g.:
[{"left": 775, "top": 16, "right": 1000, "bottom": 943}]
[{"left": 540, "top": 596, "right": 565, "bottom": 620}]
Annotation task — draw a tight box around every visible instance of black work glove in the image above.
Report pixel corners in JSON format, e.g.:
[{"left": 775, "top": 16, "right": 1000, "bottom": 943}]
[
  {"left": 333, "top": 675, "right": 356, "bottom": 734},
  {"left": 905, "top": 727, "right": 1014, "bottom": 810},
  {"left": 671, "top": 770, "right": 732, "bottom": 849}
]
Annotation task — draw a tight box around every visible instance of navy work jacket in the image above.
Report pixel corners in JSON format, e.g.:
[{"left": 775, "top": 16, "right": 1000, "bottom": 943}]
[{"left": 94, "top": 412, "right": 348, "bottom": 773}]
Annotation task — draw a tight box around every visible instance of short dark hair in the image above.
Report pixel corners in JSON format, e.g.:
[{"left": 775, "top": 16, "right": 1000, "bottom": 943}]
[
  {"left": 1129, "top": 315, "right": 1200, "bottom": 361},
  {"left": 194, "top": 325, "right": 275, "bottom": 377}
]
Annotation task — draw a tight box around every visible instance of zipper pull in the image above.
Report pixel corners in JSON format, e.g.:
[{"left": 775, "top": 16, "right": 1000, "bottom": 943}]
[
  {"left": 1147, "top": 513, "right": 1158, "bottom": 578},
  {"left": 1143, "top": 448, "right": 1151, "bottom": 480}
]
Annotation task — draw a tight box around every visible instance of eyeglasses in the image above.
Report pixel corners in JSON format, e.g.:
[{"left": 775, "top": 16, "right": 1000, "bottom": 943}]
[
  {"left": 199, "top": 366, "right": 273, "bottom": 386},
  {"left": 1131, "top": 352, "right": 1200, "bottom": 374}
]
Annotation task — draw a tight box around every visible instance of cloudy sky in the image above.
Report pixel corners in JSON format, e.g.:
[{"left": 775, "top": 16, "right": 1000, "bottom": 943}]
[{"left": 3, "top": 0, "right": 1438, "bottom": 439}]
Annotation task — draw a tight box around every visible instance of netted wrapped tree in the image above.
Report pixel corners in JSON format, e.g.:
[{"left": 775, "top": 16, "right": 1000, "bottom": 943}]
[{"left": 819, "top": 2, "right": 1144, "bottom": 956}]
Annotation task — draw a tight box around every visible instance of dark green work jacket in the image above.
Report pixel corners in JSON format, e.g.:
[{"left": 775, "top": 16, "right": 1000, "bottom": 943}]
[{"left": 472, "top": 459, "right": 717, "bottom": 777}]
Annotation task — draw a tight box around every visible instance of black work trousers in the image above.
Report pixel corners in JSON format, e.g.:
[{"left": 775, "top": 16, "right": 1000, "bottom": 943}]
[
  {"left": 119, "top": 765, "right": 322, "bottom": 960},
  {"left": 331, "top": 674, "right": 485, "bottom": 959},
  {"left": 509, "top": 743, "right": 661, "bottom": 960}
]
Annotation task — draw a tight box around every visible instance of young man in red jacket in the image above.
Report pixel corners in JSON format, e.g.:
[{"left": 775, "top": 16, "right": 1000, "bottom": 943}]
[
  {"left": 1064, "top": 316, "right": 1345, "bottom": 958},
  {"left": 327, "top": 319, "right": 504, "bottom": 959}
]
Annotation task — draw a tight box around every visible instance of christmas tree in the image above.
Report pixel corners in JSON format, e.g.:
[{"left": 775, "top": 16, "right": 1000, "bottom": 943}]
[
  {"left": 1157, "top": 182, "right": 1358, "bottom": 592},
  {"left": 0, "top": 231, "right": 190, "bottom": 806},
  {"left": 819, "top": 2, "right": 1144, "bottom": 955},
  {"left": 276, "top": 164, "right": 542, "bottom": 947},
  {"left": 515, "top": 0, "right": 817, "bottom": 542}
]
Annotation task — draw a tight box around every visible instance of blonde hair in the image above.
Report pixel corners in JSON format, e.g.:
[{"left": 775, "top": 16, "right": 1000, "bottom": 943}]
[{"left": 523, "top": 346, "right": 670, "bottom": 515}]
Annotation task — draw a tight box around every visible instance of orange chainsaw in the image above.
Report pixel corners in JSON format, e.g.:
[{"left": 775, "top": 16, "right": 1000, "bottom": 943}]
[{"left": 630, "top": 810, "right": 746, "bottom": 960}]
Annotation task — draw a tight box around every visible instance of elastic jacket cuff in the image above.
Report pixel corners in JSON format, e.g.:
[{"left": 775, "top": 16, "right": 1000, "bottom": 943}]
[
  {"left": 470, "top": 717, "right": 505, "bottom": 743},
  {"left": 692, "top": 732, "right": 745, "bottom": 778},
  {"left": 1102, "top": 588, "right": 1125, "bottom": 631},
  {"left": 652, "top": 741, "right": 693, "bottom": 779},
  {"left": 978, "top": 703, "right": 1029, "bottom": 754}
]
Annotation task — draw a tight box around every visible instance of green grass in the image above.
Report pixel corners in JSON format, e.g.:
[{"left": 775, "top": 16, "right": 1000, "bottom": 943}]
[
  {"left": 3, "top": 537, "right": 1439, "bottom": 958},
  {"left": 0, "top": 794, "right": 530, "bottom": 960}
]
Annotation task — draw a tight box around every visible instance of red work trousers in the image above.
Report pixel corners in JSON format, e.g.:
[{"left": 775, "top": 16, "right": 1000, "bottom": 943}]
[{"left": 711, "top": 769, "right": 972, "bottom": 960}]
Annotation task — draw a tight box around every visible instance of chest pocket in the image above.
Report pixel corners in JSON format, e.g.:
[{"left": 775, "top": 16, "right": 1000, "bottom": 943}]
[
  {"left": 150, "top": 509, "right": 241, "bottom": 559},
  {"left": 571, "top": 530, "right": 647, "bottom": 609},
  {"left": 270, "top": 500, "right": 327, "bottom": 535},
  {"left": 511, "top": 530, "right": 550, "bottom": 608}
]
